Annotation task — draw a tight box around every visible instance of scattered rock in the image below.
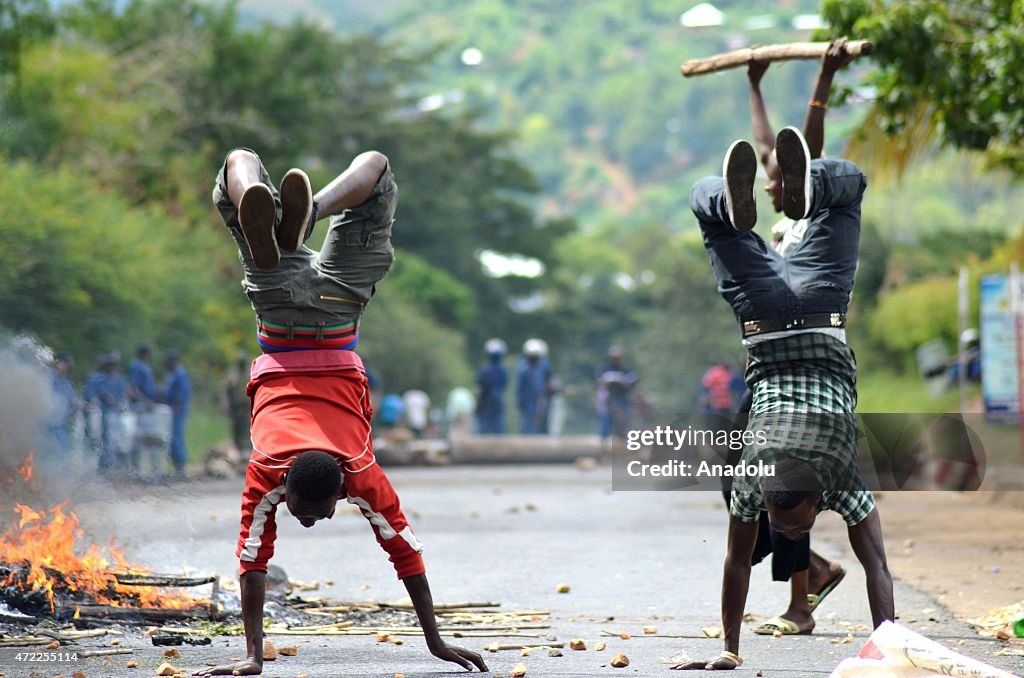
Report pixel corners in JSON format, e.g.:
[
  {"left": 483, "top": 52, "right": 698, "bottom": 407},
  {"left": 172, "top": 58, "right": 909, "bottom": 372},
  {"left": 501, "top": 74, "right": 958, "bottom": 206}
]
[
  {"left": 619, "top": 632, "right": 631, "bottom": 640},
  {"left": 701, "top": 626, "right": 722, "bottom": 638},
  {"left": 163, "top": 648, "right": 180, "bottom": 659},
  {"left": 996, "top": 629, "right": 1012, "bottom": 641},
  {"left": 569, "top": 639, "right": 587, "bottom": 650},
  {"left": 111, "top": 640, "right": 120, "bottom": 646},
  {"left": 45, "top": 640, "right": 60, "bottom": 650},
  {"left": 548, "top": 648, "right": 563, "bottom": 657},
  {"left": 643, "top": 625, "right": 658, "bottom": 634},
  {"left": 376, "top": 633, "right": 392, "bottom": 643},
  {"left": 392, "top": 638, "right": 404, "bottom": 645},
  {"left": 279, "top": 646, "right": 297, "bottom": 656},
  {"left": 556, "top": 583, "right": 571, "bottom": 593},
  {"left": 525, "top": 503, "right": 537, "bottom": 511},
  {"left": 756, "top": 671, "right": 764, "bottom": 677},
  {"left": 126, "top": 661, "right": 138, "bottom": 668},
  {"left": 264, "top": 639, "right": 278, "bottom": 660},
  {"left": 610, "top": 653, "right": 630, "bottom": 668},
  {"left": 72, "top": 673, "right": 86, "bottom": 678},
  {"left": 595, "top": 642, "right": 607, "bottom": 651},
  {"left": 520, "top": 648, "right": 531, "bottom": 657},
  {"left": 156, "top": 663, "right": 181, "bottom": 676},
  {"left": 510, "top": 663, "right": 527, "bottom": 677},
  {"left": 394, "top": 674, "right": 404, "bottom": 678}
]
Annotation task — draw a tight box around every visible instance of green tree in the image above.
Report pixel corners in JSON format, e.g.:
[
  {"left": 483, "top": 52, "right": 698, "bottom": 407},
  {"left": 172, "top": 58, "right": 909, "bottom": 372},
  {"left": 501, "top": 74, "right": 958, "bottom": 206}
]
[{"left": 823, "top": 0, "right": 1024, "bottom": 175}]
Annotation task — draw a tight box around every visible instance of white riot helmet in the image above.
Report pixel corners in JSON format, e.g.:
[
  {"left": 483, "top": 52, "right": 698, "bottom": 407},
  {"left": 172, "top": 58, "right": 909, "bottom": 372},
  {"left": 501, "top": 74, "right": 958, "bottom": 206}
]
[
  {"left": 485, "top": 338, "right": 507, "bottom": 356},
  {"left": 523, "top": 338, "right": 548, "bottom": 357},
  {"left": 960, "top": 328, "right": 980, "bottom": 348}
]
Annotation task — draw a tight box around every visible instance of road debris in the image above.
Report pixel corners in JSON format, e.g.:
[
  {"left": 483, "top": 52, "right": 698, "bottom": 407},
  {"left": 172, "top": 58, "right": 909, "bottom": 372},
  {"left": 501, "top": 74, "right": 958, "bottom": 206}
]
[
  {"left": 155, "top": 663, "right": 182, "bottom": 676},
  {"left": 830, "top": 621, "right": 1018, "bottom": 678},
  {"left": 610, "top": 653, "right": 630, "bottom": 667},
  {"left": 701, "top": 626, "right": 722, "bottom": 638},
  {"left": 279, "top": 645, "right": 297, "bottom": 656},
  {"left": 510, "top": 662, "right": 527, "bottom": 677},
  {"left": 569, "top": 639, "right": 587, "bottom": 650},
  {"left": 556, "top": 583, "right": 571, "bottom": 593},
  {"left": 643, "top": 625, "right": 658, "bottom": 634},
  {"left": 548, "top": 648, "right": 562, "bottom": 657},
  {"left": 126, "top": 661, "right": 138, "bottom": 668},
  {"left": 595, "top": 642, "right": 607, "bottom": 651},
  {"left": 263, "top": 639, "right": 278, "bottom": 660},
  {"left": 163, "top": 647, "right": 180, "bottom": 658},
  {"left": 968, "top": 602, "right": 1024, "bottom": 639}
]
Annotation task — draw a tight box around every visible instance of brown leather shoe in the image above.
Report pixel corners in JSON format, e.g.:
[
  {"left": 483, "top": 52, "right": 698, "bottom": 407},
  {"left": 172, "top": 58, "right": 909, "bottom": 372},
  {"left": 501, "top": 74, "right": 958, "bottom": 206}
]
[
  {"left": 238, "top": 183, "right": 279, "bottom": 270},
  {"left": 277, "top": 168, "right": 313, "bottom": 252}
]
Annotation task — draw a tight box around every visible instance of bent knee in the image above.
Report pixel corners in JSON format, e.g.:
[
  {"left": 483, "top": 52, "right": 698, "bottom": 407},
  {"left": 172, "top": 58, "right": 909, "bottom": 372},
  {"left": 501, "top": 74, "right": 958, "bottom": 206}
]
[
  {"left": 355, "top": 150, "right": 389, "bottom": 173},
  {"left": 226, "top": 148, "right": 259, "bottom": 169}
]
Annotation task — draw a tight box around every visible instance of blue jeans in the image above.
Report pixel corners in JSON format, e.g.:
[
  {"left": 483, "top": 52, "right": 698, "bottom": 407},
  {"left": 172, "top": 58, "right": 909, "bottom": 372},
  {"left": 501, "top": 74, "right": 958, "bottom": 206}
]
[{"left": 690, "top": 159, "right": 866, "bottom": 324}]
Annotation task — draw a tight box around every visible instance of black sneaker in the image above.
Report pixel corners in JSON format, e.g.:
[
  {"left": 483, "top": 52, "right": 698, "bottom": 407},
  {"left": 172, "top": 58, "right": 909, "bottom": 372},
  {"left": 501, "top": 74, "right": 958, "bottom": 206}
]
[
  {"left": 775, "top": 126, "right": 812, "bottom": 220},
  {"left": 238, "top": 183, "right": 280, "bottom": 270},
  {"left": 723, "top": 139, "right": 758, "bottom": 232},
  {"left": 277, "top": 168, "right": 313, "bottom": 252}
]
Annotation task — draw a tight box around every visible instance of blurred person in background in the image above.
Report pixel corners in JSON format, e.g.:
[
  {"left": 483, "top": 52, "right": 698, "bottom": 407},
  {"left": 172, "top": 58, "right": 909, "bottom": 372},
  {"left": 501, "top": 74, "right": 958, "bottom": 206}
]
[
  {"left": 162, "top": 350, "right": 192, "bottom": 477},
  {"left": 84, "top": 351, "right": 129, "bottom": 476},
  {"left": 516, "top": 338, "right": 552, "bottom": 434},
  {"left": 45, "top": 351, "right": 78, "bottom": 468},
  {"left": 475, "top": 338, "right": 507, "bottom": 434},
  {"left": 402, "top": 389, "right": 430, "bottom": 438},
  {"left": 595, "top": 345, "right": 638, "bottom": 443},
  {"left": 221, "top": 351, "right": 252, "bottom": 455}
]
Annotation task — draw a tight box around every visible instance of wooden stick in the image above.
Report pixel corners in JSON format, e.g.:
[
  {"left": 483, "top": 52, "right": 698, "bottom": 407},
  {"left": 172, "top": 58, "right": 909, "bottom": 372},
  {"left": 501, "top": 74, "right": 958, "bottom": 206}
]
[
  {"left": 681, "top": 40, "right": 873, "bottom": 77},
  {"left": 113, "top": 573, "right": 217, "bottom": 587},
  {"left": 79, "top": 648, "right": 136, "bottom": 658},
  {"left": 379, "top": 601, "right": 501, "bottom": 610},
  {"left": 599, "top": 629, "right": 710, "bottom": 639},
  {"left": 0, "top": 637, "right": 52, "bottom": 647},
  {"left": 485, "top": 642, "right": 564, "bottom": 651}
]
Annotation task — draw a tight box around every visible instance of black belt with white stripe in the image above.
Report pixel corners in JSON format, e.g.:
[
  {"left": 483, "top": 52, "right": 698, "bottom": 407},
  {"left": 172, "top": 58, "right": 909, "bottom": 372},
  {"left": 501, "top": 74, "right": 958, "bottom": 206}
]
[{"left": 742, "top": 312, "right": 846, "bottom": 338}]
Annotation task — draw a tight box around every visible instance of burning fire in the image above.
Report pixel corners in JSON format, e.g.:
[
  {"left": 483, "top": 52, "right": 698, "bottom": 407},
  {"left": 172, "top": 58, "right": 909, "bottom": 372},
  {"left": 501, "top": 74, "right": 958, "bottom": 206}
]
[
  {"left": 1, "top": 501, "right": 197, "bottom": 613},
  {"left": 17, "top": 451, "right": 34, "bottom": 484}
]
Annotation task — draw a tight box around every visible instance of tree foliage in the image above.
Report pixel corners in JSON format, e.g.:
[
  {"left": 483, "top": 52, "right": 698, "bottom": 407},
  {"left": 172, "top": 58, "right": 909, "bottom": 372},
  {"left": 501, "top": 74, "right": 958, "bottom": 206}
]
[{"left": 823, "top": 0, "right": 1024, "bottom": 175}]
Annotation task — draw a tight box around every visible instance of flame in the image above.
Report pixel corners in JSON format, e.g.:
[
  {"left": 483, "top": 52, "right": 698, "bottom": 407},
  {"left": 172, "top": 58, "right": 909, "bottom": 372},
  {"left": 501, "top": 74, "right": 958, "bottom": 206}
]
[
  {"left": 1, "top": 501, "right": 199, "bottom": 613},
  {"left": 17, "top": 452, "right": 34, "bottom": 484}
]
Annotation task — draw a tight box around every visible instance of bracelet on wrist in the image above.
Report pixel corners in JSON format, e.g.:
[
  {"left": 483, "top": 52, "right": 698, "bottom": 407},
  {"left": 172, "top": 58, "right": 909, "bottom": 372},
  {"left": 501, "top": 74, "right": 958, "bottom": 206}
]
[{"left": 720, "top": 650, "right": 743, "bottom": 665}]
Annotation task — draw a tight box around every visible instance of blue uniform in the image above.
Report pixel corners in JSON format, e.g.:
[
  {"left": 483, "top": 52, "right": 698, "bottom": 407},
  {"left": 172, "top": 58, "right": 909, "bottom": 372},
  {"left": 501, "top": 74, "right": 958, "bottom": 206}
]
[
  {"left": 129, "top": 358, "right": 159, "bottom": 404},
  {"left": 475, "top": 359, "right": 507, "bottom": 435},
  {"left": 84, "top": 370, "right": 128, "bottom": 472},
  {"left": 163, "top": 365, "right": 192, "bottom": 471},
  {"left": 516, "top": 357, "right": 550, "bottom": 434}
]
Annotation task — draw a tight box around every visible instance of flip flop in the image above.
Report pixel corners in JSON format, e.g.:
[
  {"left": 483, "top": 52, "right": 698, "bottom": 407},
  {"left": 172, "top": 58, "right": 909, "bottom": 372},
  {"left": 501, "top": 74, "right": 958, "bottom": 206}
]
[
  {"left": 807, "top": 568, "right": 846, "bottom": 613},
  {"left": 752, "top": 616, "right": 806, "bottom": 635}
]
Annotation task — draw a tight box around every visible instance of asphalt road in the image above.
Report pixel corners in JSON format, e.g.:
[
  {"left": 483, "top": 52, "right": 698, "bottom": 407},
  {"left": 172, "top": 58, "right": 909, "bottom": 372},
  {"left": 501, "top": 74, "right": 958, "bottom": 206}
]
[{"left": 2, "top": 464, "right": 1021, "bottom": 677}]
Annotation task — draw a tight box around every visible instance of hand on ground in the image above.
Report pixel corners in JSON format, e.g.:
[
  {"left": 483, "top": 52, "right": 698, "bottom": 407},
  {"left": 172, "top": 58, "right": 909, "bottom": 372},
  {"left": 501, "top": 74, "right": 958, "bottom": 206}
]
[
  {"left": 429, "top": 641, "right": 490, "bottom": 672},
  {"left": 193, "top": 658, "right": 262, "bottom": 676}
]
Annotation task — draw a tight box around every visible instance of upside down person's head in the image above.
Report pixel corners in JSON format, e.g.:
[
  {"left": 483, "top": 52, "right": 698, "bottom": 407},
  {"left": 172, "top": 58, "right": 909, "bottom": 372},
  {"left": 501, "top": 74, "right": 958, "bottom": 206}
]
[
  {"left": 762, "top": 456, "right": 822, "bottom": 541},
  {"left": 285, "top": 451, "right": 342, "bottom": 528}
]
